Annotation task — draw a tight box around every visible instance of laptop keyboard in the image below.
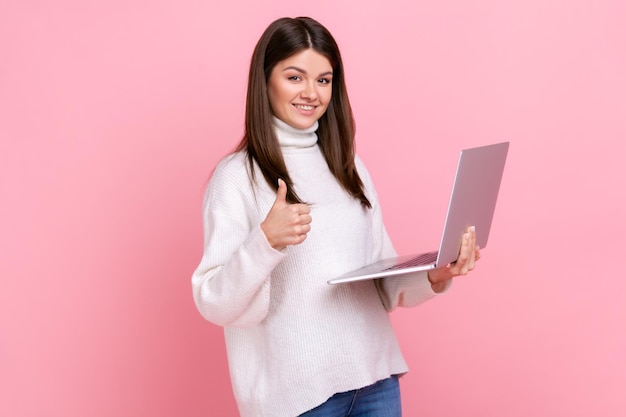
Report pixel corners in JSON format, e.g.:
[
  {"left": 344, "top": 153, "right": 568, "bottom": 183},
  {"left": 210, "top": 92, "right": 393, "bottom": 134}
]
[{"left": 383, "top": 251, "right": 438, "bottom": 271}]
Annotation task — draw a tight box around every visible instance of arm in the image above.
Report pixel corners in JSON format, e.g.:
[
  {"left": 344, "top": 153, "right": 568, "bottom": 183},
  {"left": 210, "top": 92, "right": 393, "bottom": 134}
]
[
  {"left": 191, "top": 170, "right": 311, "bottom": 327},
  {"left": 373, "top": 227, "right": 445, "bottom": 311},
  {"left": 376, "top": 226, "right": 482, "bottom": 311},
  {"left": 353, "top": 158, "right": 443, "bottom": 310},
  {"left": 191, "top": 205, "right": 285, "bottom": 327},
  {"left": 354, "top": 156, "right": 480, "bottom": 311}
]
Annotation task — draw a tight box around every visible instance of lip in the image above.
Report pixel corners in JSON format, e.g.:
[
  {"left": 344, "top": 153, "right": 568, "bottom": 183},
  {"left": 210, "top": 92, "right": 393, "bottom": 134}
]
[{"left": 292, "top": 103, "right": 318, "bottom": 116}]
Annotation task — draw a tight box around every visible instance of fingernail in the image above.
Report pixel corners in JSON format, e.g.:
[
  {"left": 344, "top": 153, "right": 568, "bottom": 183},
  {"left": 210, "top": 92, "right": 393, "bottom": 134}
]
[{"left": 470, "top": 226, "right": 475, "bottom": 232}]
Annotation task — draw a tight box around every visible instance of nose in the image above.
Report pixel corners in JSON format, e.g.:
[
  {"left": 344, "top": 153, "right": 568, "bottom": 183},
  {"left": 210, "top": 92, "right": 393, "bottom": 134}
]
[{"left": 300, "top": 80, "right": 318, "bottom": 100}]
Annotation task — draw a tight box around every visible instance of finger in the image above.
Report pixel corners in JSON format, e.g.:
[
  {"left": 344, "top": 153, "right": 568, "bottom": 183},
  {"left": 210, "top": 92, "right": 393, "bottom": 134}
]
[
  {"left": 467, "top": 226, "right": 477, "bottom": 270},
  {"left": 453, "top": 229, "right": 474, "bottom": 275},
  {"left": 296, "top": 223, "right": 312, "bottom": 235},
  {"left": 458, "top": 232, "right": 472, "bottom": 274},
  {"left": 294, "top": 203, "right": 311, "bottom": 215},
  {"left": 274, "top": 178, "right": 288, "bottom": 206},
  {"left": 299, "top": 213, "right": 312, "bottom": 225}
]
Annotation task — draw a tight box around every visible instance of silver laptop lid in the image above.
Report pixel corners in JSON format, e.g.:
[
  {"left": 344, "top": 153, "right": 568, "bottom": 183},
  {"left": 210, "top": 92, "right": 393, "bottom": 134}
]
[{"left": 435, "top": 141, "right": 509, "bottom": 267}]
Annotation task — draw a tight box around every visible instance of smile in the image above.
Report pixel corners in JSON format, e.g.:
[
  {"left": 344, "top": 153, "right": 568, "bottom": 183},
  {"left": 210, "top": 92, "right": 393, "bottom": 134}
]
[{"left": 294, "top": 104, "right": 315, "bottom": 111}]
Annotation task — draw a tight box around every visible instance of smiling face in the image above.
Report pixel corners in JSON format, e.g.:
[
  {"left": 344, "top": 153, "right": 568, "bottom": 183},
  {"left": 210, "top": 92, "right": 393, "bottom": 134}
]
[{"left": 267, "top": 48, "right": 333, "bottom": 130}]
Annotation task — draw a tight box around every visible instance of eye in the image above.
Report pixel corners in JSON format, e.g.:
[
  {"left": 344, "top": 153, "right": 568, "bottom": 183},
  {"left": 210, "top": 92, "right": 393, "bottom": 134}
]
[
  {"left": 318, "top": 77, "right": 332, "bottom": 85},
  {"left": 288, "top": 75, "right": 302, "bottom": 81}
]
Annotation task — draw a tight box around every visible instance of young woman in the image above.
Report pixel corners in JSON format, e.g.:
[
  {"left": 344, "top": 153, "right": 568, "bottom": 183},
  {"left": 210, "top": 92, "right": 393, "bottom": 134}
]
[{"left": 191, "top": 16, "right": 480, "bottom": 417}]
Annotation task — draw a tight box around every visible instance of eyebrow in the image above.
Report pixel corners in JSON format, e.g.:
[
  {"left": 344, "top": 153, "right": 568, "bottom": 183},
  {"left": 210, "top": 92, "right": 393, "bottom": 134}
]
[{"left": 282, "top": 66, "right": 333, "bottom": 77}]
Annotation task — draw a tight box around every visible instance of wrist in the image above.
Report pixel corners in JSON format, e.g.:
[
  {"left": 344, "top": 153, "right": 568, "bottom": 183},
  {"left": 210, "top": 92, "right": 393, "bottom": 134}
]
[
  {"left": 260, "top": 222, "right": 284, "bottom": 251},
  {"left": 428, "top": 270, "right": 449, "bottom": 293}
]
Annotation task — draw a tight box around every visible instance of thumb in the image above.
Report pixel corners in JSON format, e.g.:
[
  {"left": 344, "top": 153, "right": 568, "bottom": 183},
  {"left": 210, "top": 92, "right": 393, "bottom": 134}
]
[{"left": 274, "top": 178, "right": 288, "bottom": 205}]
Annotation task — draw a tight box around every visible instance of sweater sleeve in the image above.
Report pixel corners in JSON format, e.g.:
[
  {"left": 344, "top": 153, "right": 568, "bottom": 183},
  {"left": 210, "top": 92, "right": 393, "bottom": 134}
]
[
  {"left": 191, "top": 159, "right": 285, "bottom": 327},
  {"left": 373, "top": 224, "right": 453, "bottom": 311}
]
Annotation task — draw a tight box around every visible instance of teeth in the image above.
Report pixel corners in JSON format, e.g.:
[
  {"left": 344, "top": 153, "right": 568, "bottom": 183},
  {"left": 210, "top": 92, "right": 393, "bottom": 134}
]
[{"left": 295, "top": 105, "right": 314, "bottom": 110}]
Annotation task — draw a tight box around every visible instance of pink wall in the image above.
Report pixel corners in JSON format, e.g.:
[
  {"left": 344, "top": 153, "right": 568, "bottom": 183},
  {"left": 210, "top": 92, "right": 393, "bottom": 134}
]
[{"left": 1, "top": 1, "right": 624, "bottom": 416}]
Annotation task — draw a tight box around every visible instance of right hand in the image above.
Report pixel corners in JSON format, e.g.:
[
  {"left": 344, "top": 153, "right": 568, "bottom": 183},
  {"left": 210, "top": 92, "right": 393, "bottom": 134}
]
[
  {"left": 427, "top": 225, "right": 481, "bottom": 292},
  {"left": 260, "top": 179, "right": 312, "bottom": 251}
]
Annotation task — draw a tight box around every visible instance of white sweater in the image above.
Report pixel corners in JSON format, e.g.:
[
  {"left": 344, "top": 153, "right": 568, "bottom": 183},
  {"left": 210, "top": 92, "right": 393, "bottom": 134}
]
[{"left": 192, "top": 118, "right": 444, "bottom": 417}]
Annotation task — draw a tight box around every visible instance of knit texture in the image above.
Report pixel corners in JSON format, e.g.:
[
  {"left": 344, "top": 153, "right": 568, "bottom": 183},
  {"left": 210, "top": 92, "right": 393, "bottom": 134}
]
[{"left": 192, "top": 117, "right": 445, "bottom": 416}]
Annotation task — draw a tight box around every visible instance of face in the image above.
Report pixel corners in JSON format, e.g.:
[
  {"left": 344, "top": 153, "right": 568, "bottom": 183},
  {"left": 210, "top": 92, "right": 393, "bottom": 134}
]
[{"left": 267, "top": 48, "right": 333, "bottom": 130}]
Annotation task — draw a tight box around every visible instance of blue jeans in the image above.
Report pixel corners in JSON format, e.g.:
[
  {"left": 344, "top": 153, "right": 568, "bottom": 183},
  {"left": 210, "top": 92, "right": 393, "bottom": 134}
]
[{"left": 299, "top": 375, "right": 402, "bottom": 417}]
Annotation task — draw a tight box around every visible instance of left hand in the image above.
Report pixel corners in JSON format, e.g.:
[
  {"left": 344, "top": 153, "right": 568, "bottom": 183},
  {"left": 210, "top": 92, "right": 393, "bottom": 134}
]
[{"left": 427, "top": 226, "right": 481, "bottom": 292}]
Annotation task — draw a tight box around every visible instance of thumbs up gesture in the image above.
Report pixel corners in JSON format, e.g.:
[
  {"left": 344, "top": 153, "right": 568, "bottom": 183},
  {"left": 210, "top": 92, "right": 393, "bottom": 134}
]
[{"left": 261, "top": 179, "right": 312, "bottom": 251}]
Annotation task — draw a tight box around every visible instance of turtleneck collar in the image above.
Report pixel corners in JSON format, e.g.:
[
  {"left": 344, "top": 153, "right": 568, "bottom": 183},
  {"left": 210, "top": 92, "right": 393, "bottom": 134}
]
[{"left": 273, "top": 117, "right": 318, "bottom": 149}]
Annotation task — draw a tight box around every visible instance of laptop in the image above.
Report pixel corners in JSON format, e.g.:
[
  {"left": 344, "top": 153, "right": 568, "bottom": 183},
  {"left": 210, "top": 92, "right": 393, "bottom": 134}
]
[{"left": 327, "top": 141, "right": 509, "bottom": 285}]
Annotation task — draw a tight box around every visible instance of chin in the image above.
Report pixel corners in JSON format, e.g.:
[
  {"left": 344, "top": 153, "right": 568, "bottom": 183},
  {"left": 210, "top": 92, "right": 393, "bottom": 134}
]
[
  {"left": 299, "top": 121, "right": 318, "bottom": 129},
  {"left": 294, "top": 116, "right": 322, "bottom": 130},
  {"left": 283, "top": 120, "right": 313, "bottom": 130}
]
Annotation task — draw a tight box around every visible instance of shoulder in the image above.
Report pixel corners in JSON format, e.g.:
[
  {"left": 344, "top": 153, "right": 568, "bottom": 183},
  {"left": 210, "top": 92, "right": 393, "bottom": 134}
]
[
  {"left": 208, "top": 151, "right": 255, "bottom": 190},
  {"left": 354, "top": 154, "right": 383, "bottom": 209},
  {"left": 204, "top": 150, "right": 273, "bottom": 208},
  {"left": 354, "top": 154, "right": 375, "bottom": 188},
  {"left": 204, "top": 152, "right": 255, "bottom": 205},
  {"left": 213, "top": 151, "right": 248, "bottom": 178}
]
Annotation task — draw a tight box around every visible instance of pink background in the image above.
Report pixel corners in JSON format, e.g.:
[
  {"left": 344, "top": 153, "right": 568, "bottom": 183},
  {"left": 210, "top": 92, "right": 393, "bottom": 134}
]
[{"left": 1, "top": 0, "right": 625, "bottom": 416}]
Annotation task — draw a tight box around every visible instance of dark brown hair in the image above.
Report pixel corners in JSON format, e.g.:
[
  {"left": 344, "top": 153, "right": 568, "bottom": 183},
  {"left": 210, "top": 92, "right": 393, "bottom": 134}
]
[{"left": 235, "top": 16, "right": 371, "bottom": 208}]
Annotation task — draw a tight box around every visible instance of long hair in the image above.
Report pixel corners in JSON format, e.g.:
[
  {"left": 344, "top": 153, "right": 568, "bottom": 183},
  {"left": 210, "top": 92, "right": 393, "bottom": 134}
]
[{"left": 235, "top": 17, "right": 371, "bottom": 208}]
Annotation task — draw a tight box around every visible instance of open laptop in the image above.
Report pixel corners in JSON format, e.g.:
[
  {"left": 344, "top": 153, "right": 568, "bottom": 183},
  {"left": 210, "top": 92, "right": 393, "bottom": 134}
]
[{"left": 328, "top": 141, "right": 509, "bottom": 285}]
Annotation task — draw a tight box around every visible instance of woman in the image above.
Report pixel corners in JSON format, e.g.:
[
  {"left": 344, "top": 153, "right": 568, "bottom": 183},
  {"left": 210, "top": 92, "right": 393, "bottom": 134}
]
[{"left": 192, "top": 16, "right": 479, "bottom": 417}]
